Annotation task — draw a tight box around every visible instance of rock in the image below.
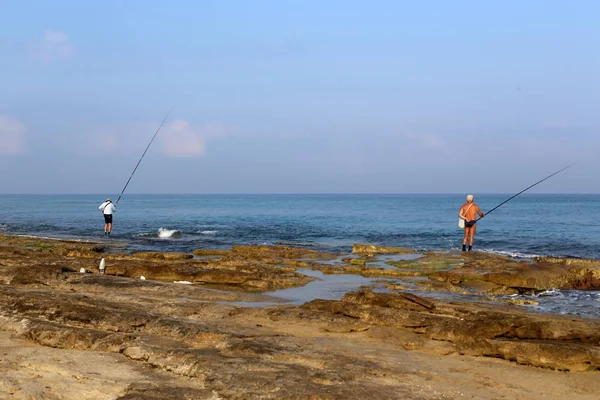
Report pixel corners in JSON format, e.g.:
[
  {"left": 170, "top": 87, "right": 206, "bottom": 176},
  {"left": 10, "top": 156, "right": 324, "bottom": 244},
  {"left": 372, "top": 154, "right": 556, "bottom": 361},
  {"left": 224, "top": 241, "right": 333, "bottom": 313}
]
[
  {"left": 457, "top": 339, "right": 600, "bottom": 372},
  {"left": 231, "top": 245, "right": 338, "bottom": 260},
  {"left": 387, "top": 253, "right": 462, "bottom": 273},
  {"left": 103, "top": 260, "right": 313, "bottom": 290},
  {"left": 193, "top": 249, "right": 231, "bottom": 257},
  {"left": 507, "top": 299, "right": 539, "bottom": 306},
  {"left": 342, "top": 257, "right": 367, "bottom": 266},
  {"left": 281, "top": 259, "right": 310, "bottom": 268},
  {"left": 415, "top": 280, "right": 465, "bottom": 293},
  {"left": 534, "top": 256, "right": 600, "bottom": 267},
  {"left": 459, "top": 280, "right": 513, "bottom": 294},
  {"left": 133, "top": 252, "right": 194, "bottom": 260},
  {"left": 386, "top": 283, "right": 409, "bottom": 290},
  {"left": 488, "top": 286, "right": 520, "bottom": 295},
  {"left": 2, "top": 233, "right": 600, "bottom": 399},
  {"left": 5, "top": 264, "right": 77, "bottom": 286},
  {"left": 304, "top": 290, "right": 600, "bottom": 371},
  {"left": 430, "top": 259, "right": 600, "bottom": 291},
  {"left": 351, "top": 244, "right": 415, "bottom": 255},
  {"left": 342, "top": 290, "right": 436, "bottom": 312},
  {"left": 402, "top": 337, "right": 457, "bottom": 355}
]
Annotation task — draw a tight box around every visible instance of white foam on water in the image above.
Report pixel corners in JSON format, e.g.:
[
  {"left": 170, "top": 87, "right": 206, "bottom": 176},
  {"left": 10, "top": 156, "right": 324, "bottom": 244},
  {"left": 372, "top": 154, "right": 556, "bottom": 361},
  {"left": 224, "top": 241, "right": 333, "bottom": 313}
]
[
  {"left": 157, "top": 227, "right": 181, "bottom": 238},
  {"left": 200, "top": 230, "right": 218, "bottom": 235},
  {"left": 480, "top": 249, "right": 542, "bottom": 259},
  {"left": 532, "top": 288, "right": 563, "bottom": 298},
  {"left": 508, "top": 288, "right": 600, "bottom": 319}
]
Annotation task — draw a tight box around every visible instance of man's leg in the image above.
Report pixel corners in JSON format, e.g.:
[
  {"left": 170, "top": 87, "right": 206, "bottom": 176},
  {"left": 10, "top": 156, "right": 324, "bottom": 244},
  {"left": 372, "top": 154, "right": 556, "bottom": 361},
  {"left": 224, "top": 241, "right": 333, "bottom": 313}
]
[
  {"left": 107, "top": 223, "right": 112, "bottom": 235},
  {"left": 468, "top": 225, "right": 476, "bottom": 250},
  {"left": 104, "top": 223, "right": 108, "bottom": 235}
]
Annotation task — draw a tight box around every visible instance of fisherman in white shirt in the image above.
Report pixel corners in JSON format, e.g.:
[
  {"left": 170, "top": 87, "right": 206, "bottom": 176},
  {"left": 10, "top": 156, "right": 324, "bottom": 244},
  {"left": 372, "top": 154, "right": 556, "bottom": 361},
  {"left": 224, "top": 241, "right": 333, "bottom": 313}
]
[{"left": 98, "top": 198, "right": 116, "bottom": 236}]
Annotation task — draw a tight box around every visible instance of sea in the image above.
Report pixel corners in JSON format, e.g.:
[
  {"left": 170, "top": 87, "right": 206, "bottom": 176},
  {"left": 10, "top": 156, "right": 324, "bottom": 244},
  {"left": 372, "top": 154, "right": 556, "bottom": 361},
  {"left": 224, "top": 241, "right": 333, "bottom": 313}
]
[{"left": 1, "top": 194, "right": 598, "bottom": 317}]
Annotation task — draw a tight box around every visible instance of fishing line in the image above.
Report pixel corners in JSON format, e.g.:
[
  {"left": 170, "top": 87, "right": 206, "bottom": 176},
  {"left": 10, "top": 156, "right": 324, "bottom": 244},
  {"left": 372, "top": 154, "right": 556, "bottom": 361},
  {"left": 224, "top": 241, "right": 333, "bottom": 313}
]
[
  {"left": 116, "top": 107, "right": 173, "bottom": 205},
  {"left": 476, "top": 163, "right": 576, "bottom": 221}
]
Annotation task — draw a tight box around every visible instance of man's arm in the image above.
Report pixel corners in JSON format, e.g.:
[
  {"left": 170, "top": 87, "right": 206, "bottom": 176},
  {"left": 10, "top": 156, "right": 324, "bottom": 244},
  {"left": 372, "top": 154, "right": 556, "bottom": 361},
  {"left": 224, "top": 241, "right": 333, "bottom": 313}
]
[
  {"left": 458, "top": 206, "right": 467, "bottom": 220},
  {"left": 477, "top": 206, "right": 485, "bottom": 218}
]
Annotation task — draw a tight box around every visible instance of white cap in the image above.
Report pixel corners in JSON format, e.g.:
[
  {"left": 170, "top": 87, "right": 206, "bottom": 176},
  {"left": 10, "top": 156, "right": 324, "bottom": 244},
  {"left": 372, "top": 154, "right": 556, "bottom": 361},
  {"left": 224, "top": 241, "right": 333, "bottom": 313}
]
[{"left": 466, "top": 194, "right": 474, "bottom": 201}]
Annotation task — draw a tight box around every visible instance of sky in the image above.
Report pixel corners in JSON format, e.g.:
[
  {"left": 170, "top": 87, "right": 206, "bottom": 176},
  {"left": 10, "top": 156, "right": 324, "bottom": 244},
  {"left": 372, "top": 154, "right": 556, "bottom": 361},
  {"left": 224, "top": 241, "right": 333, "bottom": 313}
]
[{"left": 0, "top": 0, "right": 598, "bottom": 194}]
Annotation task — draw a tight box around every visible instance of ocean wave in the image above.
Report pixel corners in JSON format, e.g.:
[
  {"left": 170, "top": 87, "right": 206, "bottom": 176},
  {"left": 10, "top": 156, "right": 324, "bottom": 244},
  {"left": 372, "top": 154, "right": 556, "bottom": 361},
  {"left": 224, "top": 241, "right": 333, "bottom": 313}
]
[
  {"left": 199, "top": 230, "right": 218, "bottom": 235},
  {"left": 480, "top": 249, "right": 542, "bottom": 259},
  {"left": 158, "top": 227, "right": 182, "bottom": 239},
  {"left": 508, "top": 289, "right": 600, "bottom": 319},
  {"left": 135, "top": 232, "right": 156, "bottom": 238},
  {"left": 532, "top": 289, "right": 563, "bottom": 298}
]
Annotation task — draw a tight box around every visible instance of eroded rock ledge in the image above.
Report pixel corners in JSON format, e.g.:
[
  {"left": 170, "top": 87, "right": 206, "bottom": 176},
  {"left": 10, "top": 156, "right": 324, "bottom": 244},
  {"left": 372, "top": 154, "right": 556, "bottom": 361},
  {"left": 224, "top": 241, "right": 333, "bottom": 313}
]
[
  {"left": 1, "top": 234, "right": 599, "bottom": 399},
  {"left": 302, "top": 290, "right": 600, "bottom": 372}
]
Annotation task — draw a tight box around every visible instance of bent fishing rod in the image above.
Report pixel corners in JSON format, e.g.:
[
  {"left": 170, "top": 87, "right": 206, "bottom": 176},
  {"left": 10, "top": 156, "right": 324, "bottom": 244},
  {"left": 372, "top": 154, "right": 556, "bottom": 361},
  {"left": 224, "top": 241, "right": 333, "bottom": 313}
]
[
  {"left": 475, "top": 163, "right": 576, "bottom": 222},
  {"left": 116, "top": 107, "right": 173, "bottom": 205}
]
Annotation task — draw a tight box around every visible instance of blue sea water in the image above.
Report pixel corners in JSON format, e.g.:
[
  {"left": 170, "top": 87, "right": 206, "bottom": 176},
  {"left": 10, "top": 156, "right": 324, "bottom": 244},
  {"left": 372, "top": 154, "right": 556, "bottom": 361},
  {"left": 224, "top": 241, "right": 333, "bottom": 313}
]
[
  {"left": 0, "top": 194, "right": 599, "bottom": 259},
  {"left": 1, "top": 194, "right": 599, "bottom": 318}
]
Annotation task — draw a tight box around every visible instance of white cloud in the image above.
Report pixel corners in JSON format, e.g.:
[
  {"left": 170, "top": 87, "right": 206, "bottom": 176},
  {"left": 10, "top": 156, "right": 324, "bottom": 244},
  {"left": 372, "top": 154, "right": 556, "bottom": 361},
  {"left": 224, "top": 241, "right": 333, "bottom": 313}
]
[
  {"left": 0, "top": 115, "right": 26, "bottom": 154},
  {"left": 31, "top": 30, "right": 73, "bottom": 62},
  {"left": 69, "top": 119, "right": 232, "bottom": 158},
  {"left": 160, "top": 120, "right": 231, "bottom": 158}
]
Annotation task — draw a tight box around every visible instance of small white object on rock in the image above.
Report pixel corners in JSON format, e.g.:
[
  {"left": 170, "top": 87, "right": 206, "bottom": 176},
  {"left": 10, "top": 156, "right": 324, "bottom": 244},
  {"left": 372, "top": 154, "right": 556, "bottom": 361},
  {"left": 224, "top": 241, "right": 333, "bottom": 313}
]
[
  {"left": 140, "top": 276, "right": 146, "bottom": 280},
  {"left": 79, "top": 268, "right": 89, "bottom": 273},
  {"left": 174, "top": 281, "right": 193, "bottom": 285}
]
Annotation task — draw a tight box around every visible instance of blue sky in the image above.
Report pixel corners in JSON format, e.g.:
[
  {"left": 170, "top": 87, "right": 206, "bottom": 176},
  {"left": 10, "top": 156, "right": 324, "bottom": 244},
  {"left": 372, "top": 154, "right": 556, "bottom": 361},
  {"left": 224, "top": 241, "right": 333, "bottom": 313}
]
[{"left": 1, "top": 1, "right": 598, "bottom": 194}]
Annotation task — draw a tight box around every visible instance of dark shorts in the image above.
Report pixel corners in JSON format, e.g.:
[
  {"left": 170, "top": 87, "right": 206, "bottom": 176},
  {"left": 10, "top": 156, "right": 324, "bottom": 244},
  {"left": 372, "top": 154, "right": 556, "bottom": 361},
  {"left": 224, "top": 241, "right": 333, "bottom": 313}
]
[
  {"left": 465, "top": 220, "right": 476, "bottom": 228},
  {"left": 103, "top": 214, "right": 113, "bottom": 224}
]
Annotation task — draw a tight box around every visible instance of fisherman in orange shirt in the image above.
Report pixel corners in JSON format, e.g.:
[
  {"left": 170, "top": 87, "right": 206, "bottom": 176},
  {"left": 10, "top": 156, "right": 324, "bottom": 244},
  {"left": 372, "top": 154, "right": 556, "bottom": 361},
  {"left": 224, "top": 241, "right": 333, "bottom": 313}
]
[{"left": 458, "top": 194, "right": 485, "bottom": 251}]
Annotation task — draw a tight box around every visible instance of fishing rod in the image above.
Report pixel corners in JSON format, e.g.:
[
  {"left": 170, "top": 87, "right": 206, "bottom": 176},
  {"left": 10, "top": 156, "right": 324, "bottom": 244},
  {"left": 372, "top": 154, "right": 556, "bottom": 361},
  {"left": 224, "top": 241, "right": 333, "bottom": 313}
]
[
  {"left": 116, "top": 107, "right": 173, "bottom": 205},
  {"left": 476, "top": 163, "right": 576, "bottom": 221}
]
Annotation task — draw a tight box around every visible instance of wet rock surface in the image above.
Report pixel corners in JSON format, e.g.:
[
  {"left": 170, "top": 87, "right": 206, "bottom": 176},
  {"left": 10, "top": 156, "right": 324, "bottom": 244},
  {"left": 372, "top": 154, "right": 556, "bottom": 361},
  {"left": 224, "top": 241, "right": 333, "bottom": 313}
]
[
  {"left": 429, "top": 255, "right": 600, "bottom": 291},
  {"left": 303, "top": 290, "right": 600, "bottom": 372},
  {"left": 351, "top": 243, "right": 416, "bottom": 256},
  {"left": 1, "top": 235, "right": 599, "bottom": 399}
]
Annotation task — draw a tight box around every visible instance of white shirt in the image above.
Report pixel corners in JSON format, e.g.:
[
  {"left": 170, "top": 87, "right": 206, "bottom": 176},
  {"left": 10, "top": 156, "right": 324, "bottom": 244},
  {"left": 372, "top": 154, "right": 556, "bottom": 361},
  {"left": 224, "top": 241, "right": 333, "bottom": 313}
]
[{"left": 99, "top": 201, "right": 116, "bottom": 215}]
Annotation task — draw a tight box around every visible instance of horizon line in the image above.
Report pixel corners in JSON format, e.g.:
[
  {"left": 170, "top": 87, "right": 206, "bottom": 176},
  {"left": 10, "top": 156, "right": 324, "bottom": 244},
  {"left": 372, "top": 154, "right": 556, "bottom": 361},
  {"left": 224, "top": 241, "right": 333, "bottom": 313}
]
[{"left": 1, "top": 192, "right": 599, "bottom": 196}]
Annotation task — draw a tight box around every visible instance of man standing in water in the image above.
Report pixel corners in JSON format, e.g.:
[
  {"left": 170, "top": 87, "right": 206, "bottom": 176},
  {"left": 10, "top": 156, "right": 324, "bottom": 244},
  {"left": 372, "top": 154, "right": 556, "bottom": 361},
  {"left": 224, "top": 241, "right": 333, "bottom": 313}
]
[
  {"left": 99, "top": 198, "right": 116, "bottom": 236},
  {"left": 459, "top": 194, "right": 485, "bottom": 251}
]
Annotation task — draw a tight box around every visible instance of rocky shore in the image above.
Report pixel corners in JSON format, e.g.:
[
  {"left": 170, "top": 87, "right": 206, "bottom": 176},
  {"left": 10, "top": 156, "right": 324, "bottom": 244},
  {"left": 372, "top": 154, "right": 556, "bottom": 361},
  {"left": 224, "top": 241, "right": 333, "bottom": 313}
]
[{"left": 0, "top": 234, "right": 599, "bottom": 399}]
